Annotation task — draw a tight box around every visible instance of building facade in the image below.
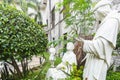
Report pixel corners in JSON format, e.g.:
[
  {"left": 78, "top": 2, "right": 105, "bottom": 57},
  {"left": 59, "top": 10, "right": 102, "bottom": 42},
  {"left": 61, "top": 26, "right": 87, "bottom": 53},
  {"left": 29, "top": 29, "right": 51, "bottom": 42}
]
[
  {"left": 40, "top": 0, "right": 120, "bottom": 50},
  {"left": 40, "top": 0, "right": 70, "bottom": 43}
]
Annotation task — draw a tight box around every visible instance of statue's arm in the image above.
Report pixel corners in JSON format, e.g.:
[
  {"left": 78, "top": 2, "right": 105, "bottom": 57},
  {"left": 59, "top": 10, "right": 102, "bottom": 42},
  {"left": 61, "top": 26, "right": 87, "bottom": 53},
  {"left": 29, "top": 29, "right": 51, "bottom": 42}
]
[
  {"left": 83, "top": 38, "right": 106, "bottom": 58},
  {"left": 83, "top": 40, "right": 96, "bottom": 54},
  {"left": 56, "top": 62, "right": 66, "bottom": 70}
]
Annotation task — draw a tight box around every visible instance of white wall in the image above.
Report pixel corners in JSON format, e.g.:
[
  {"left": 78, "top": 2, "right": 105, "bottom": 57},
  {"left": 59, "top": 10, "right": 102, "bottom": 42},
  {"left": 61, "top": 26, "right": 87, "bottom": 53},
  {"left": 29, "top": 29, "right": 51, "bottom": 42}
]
[{"left": 40, "top": 0, "right": 120, "bottom": 44}]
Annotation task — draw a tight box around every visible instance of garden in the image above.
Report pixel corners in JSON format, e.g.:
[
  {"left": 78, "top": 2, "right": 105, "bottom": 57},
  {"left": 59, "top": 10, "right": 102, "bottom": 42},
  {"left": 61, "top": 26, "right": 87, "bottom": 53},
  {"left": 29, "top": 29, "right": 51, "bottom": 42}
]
[{"left": 0, "top": 0, "right": 120, "bottom": 80}]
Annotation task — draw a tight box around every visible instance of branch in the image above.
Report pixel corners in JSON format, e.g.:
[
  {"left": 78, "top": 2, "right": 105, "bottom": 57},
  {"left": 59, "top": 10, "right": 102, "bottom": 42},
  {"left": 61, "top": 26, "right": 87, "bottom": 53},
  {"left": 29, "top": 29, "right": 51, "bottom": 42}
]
[
  {"left": 46, "top": 15, "right": 67, "bottom": 32},
  {"left": 5, "top": 61, "right": 13, "bottom": 66},
  {"left": 46, "top": 9, "right": 74, "bottom": 32}
]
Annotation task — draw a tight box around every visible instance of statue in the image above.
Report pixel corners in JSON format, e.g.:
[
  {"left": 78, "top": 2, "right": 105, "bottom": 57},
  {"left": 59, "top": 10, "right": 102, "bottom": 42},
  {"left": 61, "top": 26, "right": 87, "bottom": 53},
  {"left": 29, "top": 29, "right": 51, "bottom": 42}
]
[
  {"left": 77, "top": 0, "right": 120, "bottom": 80},
  {"left": 46, "top": 42, "right": 77, "bottom": 80},
  {"left": 49, "top": 47, "right": 56, "bottom": 67}
]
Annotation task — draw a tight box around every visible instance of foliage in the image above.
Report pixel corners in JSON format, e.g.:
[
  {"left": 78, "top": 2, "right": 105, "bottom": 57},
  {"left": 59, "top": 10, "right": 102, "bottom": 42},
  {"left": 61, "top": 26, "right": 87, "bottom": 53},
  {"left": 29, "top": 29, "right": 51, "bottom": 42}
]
[
  {"left": 0, "top": 4, "right": 48, "bottom": 79},
  {"left": 48, "top": 34, "right": 74, "bottom": 54},
  {"left": 66, "top": 65, "right": 83, "bottom": 80},
  {"left": 54, "top": 56, "right": 62, "bottom": 66},
  {"left": 116, "top": 32, "right": 120, "bottom": 48},
  {"left": 2, "top": 0, "right": 43, "bottom": 25},
  {"left": 22, "top": 53, "right": 61, "bottom": 80},
  {"left": 22, "top": 68, "right": 40, "bottom": 80},
  {"left": 27, "top": 0, "right": 42, "bottom": 25},
  {"left": 19, "top": 0, "right": 43, "bottom": 24},
  {"left": 20, "top": 65, "right": 120, "bottom": 80},
  {"left": 48, "top": 0, "right": 95, "bottom": 78},
  {"left": 107, "top": 71, "right": 120, "bottom": 80},
  {"left": 48, "top": 0, "right": 95, "bottom": 54},
  {"left": 106, "top": 64, "right": 120, "bottom": 80},
  {"left": 37, "top": 53, "right": 62, "bottom": 79},
  {"left": 66, "top": 65, "right": 120, "bottom": 80},
  {"left": 57, "top": 0, "right": 95, "bottom": 37}
]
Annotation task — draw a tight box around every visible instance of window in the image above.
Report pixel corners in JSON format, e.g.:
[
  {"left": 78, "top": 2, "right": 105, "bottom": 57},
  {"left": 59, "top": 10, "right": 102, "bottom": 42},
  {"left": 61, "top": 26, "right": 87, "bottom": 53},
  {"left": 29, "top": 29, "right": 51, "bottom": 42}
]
[{"left": 51, "top": 7, "right": 55, "bottom": 29}]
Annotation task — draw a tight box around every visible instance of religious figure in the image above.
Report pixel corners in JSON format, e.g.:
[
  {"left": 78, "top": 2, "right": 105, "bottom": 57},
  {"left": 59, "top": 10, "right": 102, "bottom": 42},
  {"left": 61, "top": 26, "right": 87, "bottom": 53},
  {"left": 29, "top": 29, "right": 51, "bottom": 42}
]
[
  {"left": 49, "top": 47, "right": 56, "bottom": 67},
  {"left": 46, "top": 42, "right": 77, "bottom": 80},
  {"left": 77, "top": 0, "right": 120, "bottom": 80}
]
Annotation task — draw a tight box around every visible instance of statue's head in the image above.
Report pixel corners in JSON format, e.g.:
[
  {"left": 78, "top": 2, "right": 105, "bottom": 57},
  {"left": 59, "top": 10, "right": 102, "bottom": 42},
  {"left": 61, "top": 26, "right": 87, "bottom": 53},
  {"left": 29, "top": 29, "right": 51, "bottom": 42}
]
[
  {"left": 66, "top": 42, "right": 74, "bottom": 51},
  {"left": 93, "top": 0, "right": 112, "bottom": 21},
  {"left": 49, "top": 47, "right": 56, "bottom": 54}
]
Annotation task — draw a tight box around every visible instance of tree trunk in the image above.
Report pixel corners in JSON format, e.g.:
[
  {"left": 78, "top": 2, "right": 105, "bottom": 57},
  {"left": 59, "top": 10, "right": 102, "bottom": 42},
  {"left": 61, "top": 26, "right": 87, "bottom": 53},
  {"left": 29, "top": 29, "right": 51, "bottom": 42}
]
[
  {"left": 21, "top": 58, "right": 29, "bottom": 76},
  {"left": 11, "top": 57, "right": 23, "bottom": 78},
  {"left": 74, "top": 35, "right": 93, "bottom": 68},
  {"left": 74, "top": 41, "right": 85, "bottom": 68}
]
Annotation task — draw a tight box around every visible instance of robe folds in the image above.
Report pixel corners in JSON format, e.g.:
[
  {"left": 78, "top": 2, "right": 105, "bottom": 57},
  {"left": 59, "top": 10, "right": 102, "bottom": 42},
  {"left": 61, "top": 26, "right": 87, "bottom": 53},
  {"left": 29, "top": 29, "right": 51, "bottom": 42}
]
[
  {"left": 46, "top": 51, "right": 77, "bottom": 80},
  {"left": 83, "top": 10, "right": 120, "bottom": 80}
]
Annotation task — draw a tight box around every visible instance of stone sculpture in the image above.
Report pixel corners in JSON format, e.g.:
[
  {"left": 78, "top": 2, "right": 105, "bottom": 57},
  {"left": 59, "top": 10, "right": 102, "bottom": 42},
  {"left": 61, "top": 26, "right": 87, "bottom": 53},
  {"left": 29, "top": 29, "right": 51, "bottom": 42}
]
[
  {"left": 46, "top": 42, "right": 77, "bottom": 80},
  {"left": 77, "top": 0, "right": 120, "bottom": 80}
]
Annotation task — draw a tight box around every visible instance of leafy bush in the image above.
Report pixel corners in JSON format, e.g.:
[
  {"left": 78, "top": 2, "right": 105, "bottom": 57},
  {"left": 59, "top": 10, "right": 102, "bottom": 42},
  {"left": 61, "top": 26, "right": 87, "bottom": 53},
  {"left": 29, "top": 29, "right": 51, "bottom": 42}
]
[
  {"left": 107, "top": 71, "right": 120, "bottom": 80},
  {"left": 0, "top": 4, "right": 48, "bottom": 79},
  {"left": 57, "top": 0, "right": 94, "bottom": 37},
  {"left": 66, "top": 65, "right": 83, "bottom": 80}
]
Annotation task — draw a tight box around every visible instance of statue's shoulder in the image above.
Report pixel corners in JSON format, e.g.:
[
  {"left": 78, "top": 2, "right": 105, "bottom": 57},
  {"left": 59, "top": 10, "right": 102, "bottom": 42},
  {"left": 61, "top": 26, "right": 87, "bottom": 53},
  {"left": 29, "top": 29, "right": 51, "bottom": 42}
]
[
  {"left": 101, "top": 11, "right": 120, "bottom": 25},
  {"left": 107, "top": 10, "right": 120, "bottom": 20}
]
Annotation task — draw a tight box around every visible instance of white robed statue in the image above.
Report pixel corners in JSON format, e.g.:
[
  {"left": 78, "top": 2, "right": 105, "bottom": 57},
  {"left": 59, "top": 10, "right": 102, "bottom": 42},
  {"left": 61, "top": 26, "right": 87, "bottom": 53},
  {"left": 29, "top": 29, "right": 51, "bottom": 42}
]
[
  {"left": 49, "top": 47, "right": 56, "bottom": 67},
  {"left": 76, "top": 0, "right": 120, "bottom": 80},
  {"left": 46, "top": 42, "right": 77, "bottom": 80}
]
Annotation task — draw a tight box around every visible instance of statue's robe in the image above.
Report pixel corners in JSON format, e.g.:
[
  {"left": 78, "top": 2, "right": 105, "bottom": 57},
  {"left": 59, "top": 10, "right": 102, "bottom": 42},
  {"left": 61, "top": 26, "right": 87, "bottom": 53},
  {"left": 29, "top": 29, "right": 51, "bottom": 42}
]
[
  {"left": 83, "top": 10, "right": 120, "bottom": 80},
  {"left": 46, "top": 51, "right": 77, "bottom": 80}
]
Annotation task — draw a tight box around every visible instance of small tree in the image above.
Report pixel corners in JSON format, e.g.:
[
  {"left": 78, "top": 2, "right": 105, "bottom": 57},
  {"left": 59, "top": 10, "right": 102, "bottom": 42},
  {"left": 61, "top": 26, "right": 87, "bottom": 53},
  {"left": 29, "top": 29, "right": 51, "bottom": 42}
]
[
  {"left": 0, "top": 4, "right": 48, "bottom": 79},
  {"left": 49, "top": 0, "right": 94, "bottom": 79},
  {"left": 57, "top": 0, "right": 94, "bottom": 37},
  {"left": 51, "top": 0, "right": 94, "bottom": 47}
]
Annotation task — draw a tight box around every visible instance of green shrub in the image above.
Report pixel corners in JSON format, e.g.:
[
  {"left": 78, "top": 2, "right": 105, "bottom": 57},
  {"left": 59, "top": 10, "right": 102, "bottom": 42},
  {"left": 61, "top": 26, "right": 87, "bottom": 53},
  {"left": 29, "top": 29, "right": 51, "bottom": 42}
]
[
  {"left": 107, "top": 71, "right": 120, "bottom": 80},
  {"left": 66, "top": 65, "right": 83, "bottom": 80},
  {"left": 0, "top": 4, "right": 48, "bottom": 79}
]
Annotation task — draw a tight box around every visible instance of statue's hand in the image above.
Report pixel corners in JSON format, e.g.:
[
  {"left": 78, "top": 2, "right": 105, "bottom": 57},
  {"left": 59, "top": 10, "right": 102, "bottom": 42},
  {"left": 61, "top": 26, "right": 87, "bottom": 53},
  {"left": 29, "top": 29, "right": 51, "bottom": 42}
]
[
  {"left": 56, "top": 63, "right": 62, "bottom": 70},
  {"left": 56, "top": 66, "right": 60, "bottom": 70},
  {"left": 67, "top": 35, "right": 84, "bottom": 42},
  {"left": 75, "top": 37, "right": 84, "bottom": 43},
  {"left": 56, "top": 63, "right": 66, "bottom": 70}
]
